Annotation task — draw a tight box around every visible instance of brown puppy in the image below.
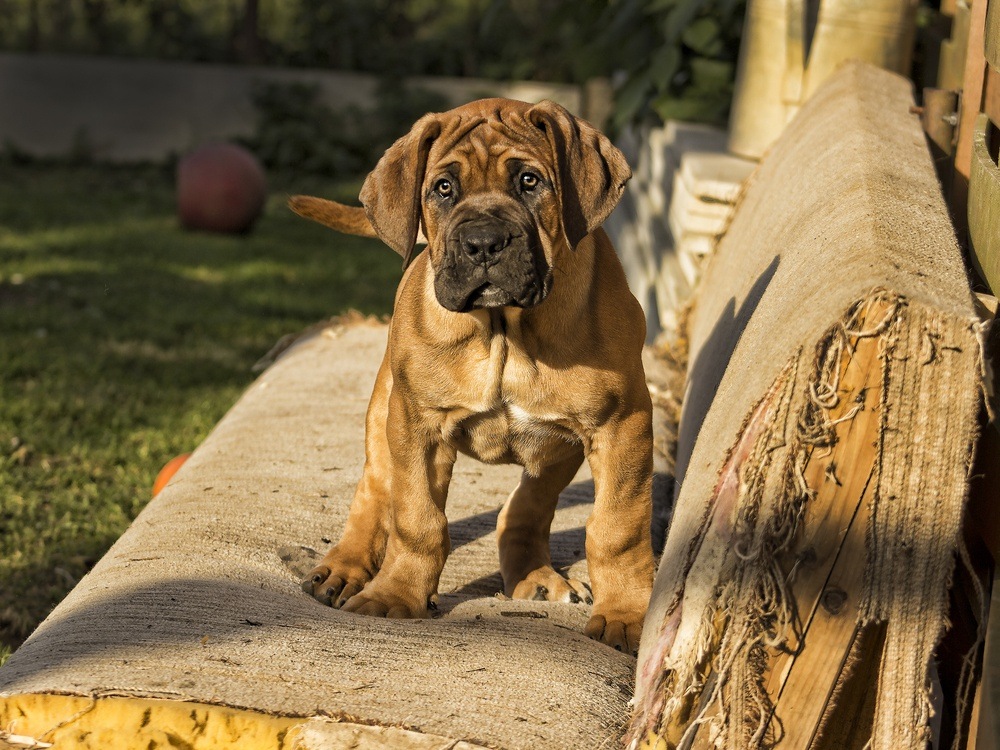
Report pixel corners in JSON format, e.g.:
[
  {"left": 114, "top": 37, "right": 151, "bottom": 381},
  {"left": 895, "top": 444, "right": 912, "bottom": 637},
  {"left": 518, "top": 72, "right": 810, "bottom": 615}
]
[{"left": 293, "top": 98, "right": 654, "bottom": 653}]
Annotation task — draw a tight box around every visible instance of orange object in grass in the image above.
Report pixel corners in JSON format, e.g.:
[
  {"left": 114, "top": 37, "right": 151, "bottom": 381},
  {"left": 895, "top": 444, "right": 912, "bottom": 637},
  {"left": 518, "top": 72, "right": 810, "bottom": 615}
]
[{"left": 153, "top": 453, "right": 192, "bottom": 496}]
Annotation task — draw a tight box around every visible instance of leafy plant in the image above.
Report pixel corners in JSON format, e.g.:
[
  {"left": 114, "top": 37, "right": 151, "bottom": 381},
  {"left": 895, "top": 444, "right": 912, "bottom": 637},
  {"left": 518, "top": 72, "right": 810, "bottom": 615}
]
[{"left": 589, "top": 0, "right": 746, "bottom": 131}]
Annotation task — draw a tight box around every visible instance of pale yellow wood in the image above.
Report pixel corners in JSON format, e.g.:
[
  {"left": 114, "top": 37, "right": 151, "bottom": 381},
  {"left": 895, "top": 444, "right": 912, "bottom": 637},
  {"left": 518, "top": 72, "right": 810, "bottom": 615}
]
[
  {"left": 986, "top": 67, "right": 1000, "bottom": 126},
  {"left": 0, "top": 693, "right": 486, "bottom": 750},
  {"left": 809, "top": 623, "right": 885, "bottom": 749},
  {"left": 767, "top": 338, "right": 884, "bottom": 670},
  {"left": 970, "top": 668, "right": 990, "bottom": 750}
]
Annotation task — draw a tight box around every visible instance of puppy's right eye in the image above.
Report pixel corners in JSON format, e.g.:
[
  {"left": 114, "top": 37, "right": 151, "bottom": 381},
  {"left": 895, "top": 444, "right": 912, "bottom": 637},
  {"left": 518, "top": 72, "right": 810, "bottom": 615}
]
[
  {"left": 519, "top": 172, "right": 540, "bottom": 191},
  {"left": 434, "top": 179, "right": 453, "bottom": 198}
]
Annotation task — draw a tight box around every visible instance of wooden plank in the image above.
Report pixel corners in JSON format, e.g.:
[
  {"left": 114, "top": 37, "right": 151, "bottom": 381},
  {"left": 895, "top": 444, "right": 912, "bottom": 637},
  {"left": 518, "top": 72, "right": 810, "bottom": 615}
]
[
  {"left": 771, "top": 480, "right": 875, "bottom": 748},
  {"left": 969, "top": 676, "right": 987, "bottom": 750},
  {"left": 986, "top": 0, "right": 1000, "bottom": 73},
  {"left": 810, "top": 622, "right": 886, "bottom": 749},
  {"left": 969, "top": 113, "right": 1000, "bottom": 295},
  {"left": 952, "top": 0, "right": 990, "bottom": 250},
  {"left": 953, "top": 0, "right": 991, "bottom": 236},
  {"left": 762, "top": 302, "right": 886, "bottom": 682},
  {"left": 764, "top": 311, "right": 887, "bottom": 747},
  {"left": 923, "top": 88, "right": 960, "bottom": 155},
  {"left": 683, "top": 304, "right": 888, "bottom": 749},
  {"left": 922, "top": 87, "right": 960, "bottom": 195},
  {"left": 941, "top": 2, "right": 973, "bottom": 91},
  {"left": 986, "top": 66, "right": 1000, "bottom": 126}
]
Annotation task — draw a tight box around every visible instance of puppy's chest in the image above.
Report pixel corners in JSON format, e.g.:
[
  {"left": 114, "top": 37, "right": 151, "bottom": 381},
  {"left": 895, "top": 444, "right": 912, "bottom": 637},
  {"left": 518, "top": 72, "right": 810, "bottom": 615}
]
[
  {"left": 431, "top": 325, "right": 588, "bottom": 470},
  {"left": 447, "top": 348, "right": 581, "bottom": 468},
  {"left": 449, "top": 400, "right": 581, "bottom": 470}
]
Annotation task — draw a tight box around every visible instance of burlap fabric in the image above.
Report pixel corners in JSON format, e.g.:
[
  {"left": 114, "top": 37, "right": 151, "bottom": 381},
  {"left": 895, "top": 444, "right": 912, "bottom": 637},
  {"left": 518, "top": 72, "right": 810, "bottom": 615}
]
[
  {"left": 0, "top": 321, "right": 636, "bottom": 749},
  {"left": 629, "top": 61, "right": 983, "bottom": 749}
]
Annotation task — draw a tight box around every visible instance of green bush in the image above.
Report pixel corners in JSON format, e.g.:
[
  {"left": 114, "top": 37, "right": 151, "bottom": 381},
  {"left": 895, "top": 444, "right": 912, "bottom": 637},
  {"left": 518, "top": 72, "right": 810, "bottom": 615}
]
[
  {"left": 589, "top": 0, "right": 745, "bottom": 131},
  {"left": 240, "top": 81, "right": 365, "bottom": 175},
  {"left": 239, "top": 79, "right": 449, "bottom": 176}
]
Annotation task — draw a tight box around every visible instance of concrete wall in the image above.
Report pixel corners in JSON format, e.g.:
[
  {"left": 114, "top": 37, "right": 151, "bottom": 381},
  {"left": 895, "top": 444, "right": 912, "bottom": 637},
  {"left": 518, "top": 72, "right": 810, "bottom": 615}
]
[{"left": 0, "top": 53, "right": 593, "bottom": 162}]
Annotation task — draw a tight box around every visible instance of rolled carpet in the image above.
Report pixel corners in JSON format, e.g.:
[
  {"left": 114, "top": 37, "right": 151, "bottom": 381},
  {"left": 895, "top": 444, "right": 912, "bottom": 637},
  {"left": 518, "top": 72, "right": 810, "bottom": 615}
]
[{"left": 629, "top": 61, "right": 984, "bottom": 749}]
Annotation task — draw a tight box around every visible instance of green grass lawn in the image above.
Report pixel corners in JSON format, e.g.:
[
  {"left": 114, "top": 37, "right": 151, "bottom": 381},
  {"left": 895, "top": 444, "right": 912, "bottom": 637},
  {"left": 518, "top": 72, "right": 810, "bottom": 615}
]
[{"left": 0, "top": 164, "right": 399, "bottom": 659}]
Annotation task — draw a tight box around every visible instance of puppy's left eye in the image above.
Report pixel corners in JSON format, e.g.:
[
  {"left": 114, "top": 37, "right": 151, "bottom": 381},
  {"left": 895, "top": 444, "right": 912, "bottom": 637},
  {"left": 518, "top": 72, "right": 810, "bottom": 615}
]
[
  {"left": 519, "top": 172, "right": 540, "bottom": 191},
  {"left": 435, "top": 179, "right": 453, "bottom": 198}
]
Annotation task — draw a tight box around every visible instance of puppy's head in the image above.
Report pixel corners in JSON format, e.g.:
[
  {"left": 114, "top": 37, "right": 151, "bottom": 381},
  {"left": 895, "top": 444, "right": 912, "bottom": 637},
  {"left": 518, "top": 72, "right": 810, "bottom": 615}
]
[{"left": 360, "top": 99, "right": 631, "bottom": 312}]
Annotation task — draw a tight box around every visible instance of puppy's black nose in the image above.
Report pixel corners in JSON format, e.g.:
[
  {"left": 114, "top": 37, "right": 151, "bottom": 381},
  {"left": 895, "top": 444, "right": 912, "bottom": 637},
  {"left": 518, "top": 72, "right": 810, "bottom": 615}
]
[{"left": 461, "top": 224, "right": 510, "bottom": 267}]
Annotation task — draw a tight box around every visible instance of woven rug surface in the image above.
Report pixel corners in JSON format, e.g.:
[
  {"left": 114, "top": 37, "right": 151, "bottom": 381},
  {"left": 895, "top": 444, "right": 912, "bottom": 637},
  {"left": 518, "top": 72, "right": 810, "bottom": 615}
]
[{"left": 0, "top": 320, "right": 635, "bottom": 750}]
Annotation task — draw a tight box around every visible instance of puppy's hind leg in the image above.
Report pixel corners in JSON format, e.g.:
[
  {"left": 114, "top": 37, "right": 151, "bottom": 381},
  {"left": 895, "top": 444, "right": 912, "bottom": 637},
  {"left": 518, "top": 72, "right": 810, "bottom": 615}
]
[
  {"left": 303, "top": 351, "right": 393, "bottom": 608},
  {"left": 498, "top": 448, "right": 592, "bottom": 605}
]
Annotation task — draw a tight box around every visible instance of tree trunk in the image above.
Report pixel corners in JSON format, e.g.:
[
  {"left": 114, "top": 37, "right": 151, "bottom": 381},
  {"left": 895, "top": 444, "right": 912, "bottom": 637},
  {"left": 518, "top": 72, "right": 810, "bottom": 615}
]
[{"left": 235, "top": 0, "right": 264, "bottom": 64}]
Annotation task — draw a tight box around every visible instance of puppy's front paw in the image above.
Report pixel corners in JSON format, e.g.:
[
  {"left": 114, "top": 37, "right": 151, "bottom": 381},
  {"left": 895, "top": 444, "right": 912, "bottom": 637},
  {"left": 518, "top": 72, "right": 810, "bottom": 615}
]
[
  {"left": 302, "top": 549, "right": 374, "bottom": 608},
  {"left": 585, "top": 610, "right": 644, "bottom": 655},
  {"left": 341, "top": 578, "right": 429, "bottom": 619}
]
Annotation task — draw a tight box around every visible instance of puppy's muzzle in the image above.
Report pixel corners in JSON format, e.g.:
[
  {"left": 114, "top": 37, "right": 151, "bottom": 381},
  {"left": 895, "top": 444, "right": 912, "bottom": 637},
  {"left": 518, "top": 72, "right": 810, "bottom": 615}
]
[
  {"left": 459, "top": 222, "right": 513, "bottom": 269},
  {"left": 435, "top": 217, "right": 550, "bottom": 313}
]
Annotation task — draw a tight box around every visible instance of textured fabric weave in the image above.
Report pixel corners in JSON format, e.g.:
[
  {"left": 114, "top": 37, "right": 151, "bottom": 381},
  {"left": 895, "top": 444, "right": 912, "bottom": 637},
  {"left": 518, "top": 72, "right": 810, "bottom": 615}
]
[{"left": 0, "top": 321, "right": 635, "bottom": 750}]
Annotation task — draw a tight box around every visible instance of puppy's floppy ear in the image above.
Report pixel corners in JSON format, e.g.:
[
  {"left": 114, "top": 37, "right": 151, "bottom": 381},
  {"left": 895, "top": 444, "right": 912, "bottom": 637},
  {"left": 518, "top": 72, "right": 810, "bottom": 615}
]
[
  {"left": 360, "top": 113, "right": 442, "bottom": 269},
  {"left": 526, "top": 100, "right": 631, "bottom": 249}
]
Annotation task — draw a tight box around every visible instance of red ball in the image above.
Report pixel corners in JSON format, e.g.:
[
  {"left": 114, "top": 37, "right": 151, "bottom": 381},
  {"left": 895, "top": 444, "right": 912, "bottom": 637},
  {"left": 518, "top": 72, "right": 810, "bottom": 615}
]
[{"left": 177, "top": 143, "right": 267, "bottom": 233}]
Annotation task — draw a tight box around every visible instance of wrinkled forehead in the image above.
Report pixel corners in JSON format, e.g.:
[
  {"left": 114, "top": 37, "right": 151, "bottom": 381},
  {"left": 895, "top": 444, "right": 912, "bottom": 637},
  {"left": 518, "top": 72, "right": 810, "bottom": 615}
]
[{"left": 424, "top": 114, "right": 552, "bottom": 186}]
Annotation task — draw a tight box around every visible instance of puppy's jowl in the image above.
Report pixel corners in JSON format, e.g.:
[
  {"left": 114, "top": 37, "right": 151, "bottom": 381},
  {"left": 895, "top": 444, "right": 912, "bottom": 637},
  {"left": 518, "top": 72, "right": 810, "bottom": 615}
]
[{"left": 293, "top": 98, "right": 654, "bottom": 653}]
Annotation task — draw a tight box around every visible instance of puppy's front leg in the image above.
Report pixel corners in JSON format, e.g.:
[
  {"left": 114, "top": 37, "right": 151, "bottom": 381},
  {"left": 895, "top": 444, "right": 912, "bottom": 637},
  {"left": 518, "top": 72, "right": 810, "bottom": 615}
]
[
  {"left": 304, "top": 352, "right": 394, "bottom": 608},
  {"left": 584, "top": 395, "right": 656, "bottom": 654},
  {"left": 341, "top": 386, "right": 456, "bottom": 618}
]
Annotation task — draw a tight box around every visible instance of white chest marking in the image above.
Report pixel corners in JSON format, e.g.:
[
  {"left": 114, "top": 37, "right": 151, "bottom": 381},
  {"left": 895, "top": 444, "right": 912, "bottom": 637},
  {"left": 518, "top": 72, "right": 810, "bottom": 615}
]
[{"left": 507, "top": 404, "right": 566, "bottom": 429}]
